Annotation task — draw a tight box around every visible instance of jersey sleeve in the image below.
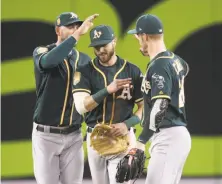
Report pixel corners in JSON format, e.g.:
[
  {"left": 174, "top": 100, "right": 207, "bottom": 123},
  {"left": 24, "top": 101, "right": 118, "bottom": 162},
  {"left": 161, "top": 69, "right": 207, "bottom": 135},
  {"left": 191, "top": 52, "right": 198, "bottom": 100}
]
[
  {"left": 33, "top": 47, "right": 48, "bottom": 72},
  {"left": 149, "top": 60, "right": 172, "bottom": 101},
  {"left": 133, "top": 67, "right": 143, "bottom": 103},
  {"left": 72, "top": 63, "right": 92, "bottom": 94}
]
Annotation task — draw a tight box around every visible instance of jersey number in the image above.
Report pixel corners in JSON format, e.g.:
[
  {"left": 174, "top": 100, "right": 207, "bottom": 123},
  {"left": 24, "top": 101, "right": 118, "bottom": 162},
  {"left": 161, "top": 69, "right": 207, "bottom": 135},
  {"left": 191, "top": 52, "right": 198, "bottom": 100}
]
[
  {"left": 173, "top": 59, "right": 185, "bottom": 108},
  {"left": 178, "top": 76, "right": 185, "bottom": 108}
]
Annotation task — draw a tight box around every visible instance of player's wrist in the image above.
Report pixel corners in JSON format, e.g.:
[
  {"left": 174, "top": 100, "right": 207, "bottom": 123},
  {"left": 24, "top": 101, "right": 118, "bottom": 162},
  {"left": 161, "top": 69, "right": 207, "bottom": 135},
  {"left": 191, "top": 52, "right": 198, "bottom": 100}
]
[
  {"left": 124, "top": 115, "right": 140, "bottom": 128},
  {"left": 106, "top": 85, "right": 114, "bottom": 94},
  {"left": 92, "top": 88, "right": 109, "bottom": 104},
  {"left": 72, "top": 31, "right": 81, "bottom": 41}
]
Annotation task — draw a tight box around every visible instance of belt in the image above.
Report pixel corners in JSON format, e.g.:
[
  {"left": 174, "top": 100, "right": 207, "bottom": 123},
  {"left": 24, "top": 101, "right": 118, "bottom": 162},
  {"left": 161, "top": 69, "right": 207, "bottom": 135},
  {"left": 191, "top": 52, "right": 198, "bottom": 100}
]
[
  {"left": 36, "top": 125, "right": 80, "bottom": 135},
  {"left": 87, "top": 126, "right": 136, "bottom": 133}
]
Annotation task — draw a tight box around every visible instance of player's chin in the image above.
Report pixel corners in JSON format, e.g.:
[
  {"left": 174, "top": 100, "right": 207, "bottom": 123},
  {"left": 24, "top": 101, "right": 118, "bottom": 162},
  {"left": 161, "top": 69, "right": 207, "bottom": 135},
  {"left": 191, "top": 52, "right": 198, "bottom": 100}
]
[
  {"left": 99, "top": 56, "right": 109, "bottom": 63},
  {"left": 140, "top": 49, "right": 149, "bottom": 56}
]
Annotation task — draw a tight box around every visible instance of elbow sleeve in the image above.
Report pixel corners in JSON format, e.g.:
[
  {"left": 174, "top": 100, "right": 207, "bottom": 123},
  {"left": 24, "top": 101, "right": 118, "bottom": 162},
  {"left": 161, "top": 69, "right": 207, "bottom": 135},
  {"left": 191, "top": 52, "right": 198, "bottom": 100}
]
[{"left": 73, "top": 92, "right": 89, "bottom": 115}]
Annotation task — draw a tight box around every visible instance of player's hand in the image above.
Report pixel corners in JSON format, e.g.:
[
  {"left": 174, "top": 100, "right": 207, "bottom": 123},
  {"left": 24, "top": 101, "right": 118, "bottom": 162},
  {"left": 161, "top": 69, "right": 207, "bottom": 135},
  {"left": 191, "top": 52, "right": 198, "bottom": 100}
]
[
  {"left": 72, "top": 14, "right": 99, "bottom": 39},
  {"left": 109, "top": 123, "right": 128, "bottom": 137},
  {"left": 107, "top": 78, "right": 132, "bottom": 94}
]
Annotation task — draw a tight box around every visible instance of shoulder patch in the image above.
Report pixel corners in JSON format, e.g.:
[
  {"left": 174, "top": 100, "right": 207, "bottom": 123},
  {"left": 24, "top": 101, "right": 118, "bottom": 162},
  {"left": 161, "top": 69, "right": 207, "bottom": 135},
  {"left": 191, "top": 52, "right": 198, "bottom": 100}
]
[
  {"left": 73, "top": 72, "right": 81, "bottom": 85},
  {"left": 37, "top": 47, "right": 48, "bottom": 54}
]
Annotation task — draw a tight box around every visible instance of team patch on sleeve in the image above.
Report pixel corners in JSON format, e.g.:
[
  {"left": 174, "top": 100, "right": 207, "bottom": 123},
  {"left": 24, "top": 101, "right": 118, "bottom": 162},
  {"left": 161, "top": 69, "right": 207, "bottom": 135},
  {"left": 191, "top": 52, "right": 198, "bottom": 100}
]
[
  {"left": 37, "top": 47, "right": 48, "bottom": 54},
  {"left": 152, "top": 73, "right": 165, "bottom": 89},
  {"left": 73, "top": 72, "right": 81, "bottom": 85}
]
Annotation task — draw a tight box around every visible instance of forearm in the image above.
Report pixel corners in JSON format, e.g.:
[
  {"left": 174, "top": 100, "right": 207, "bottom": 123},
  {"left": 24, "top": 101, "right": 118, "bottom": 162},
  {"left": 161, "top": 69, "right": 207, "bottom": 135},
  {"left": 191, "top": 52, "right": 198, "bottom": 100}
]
[
  {"left": 73, "top": 93, "right": 98, "bottom": 114},
  {"left": 74, "top": 88, "right": 109, "bottom": 114},
  {"left": 41, "top": 36, "right": 77, "bottom": 69},
  {"left": 138, "top": 125, "right": 154, "bottom": 144},
  {"left": 83, "top": 96, "right": 99, "bottom": 111},
  {"left": 124, "top": 101, "right": 143, "bottom": 128},
  {"left": 85, "top": 88, "right": 109, "bottom": 111},
  {"left": 134, "top": 102, "right": 143, "bottom": 120},
  {"left": 138, "top": 112, "right": 155, "bottom": 144}
]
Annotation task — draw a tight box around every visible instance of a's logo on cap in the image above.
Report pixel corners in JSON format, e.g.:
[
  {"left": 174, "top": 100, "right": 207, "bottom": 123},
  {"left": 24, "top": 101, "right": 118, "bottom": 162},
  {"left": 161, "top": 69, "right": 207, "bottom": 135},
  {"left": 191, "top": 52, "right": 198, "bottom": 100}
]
[
  {"left": 159, "top": 29, "right": 163, "bottom": 33},
  {"left": 93, "top": 30, "right": 102, "bottom": 39},
  {"left": 57, "top": 18, "right": 61, "bottom": 26},
  {"left": 70, "top": 12, "right": 77, "bottom": 19}
]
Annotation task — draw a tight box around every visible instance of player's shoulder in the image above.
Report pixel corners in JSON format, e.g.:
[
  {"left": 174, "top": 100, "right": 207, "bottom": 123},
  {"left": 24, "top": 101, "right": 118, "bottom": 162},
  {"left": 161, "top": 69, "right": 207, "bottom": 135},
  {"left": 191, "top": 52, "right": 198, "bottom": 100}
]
[
  {"left": 152, "top": 51, "right": 175, "bottom": 69},
  {"left": 77, "top": 51, "right": 91, "bottom": 66},
  {"left": 76, "top": 58, "right": 93, "bottom": 76},
  {"left": 174, "top": 54, "right": 189, "bottom": 76},
  {"left": 79, "top": 51, "right": 91, "bottom": 61},
  {"left": 154, "top": 51, "right": 174, "bottom": 62},
  {"left": 33, "top": 43, "right": 55, "bottom": 56},
  {"left": 118, "top": 56, "right": 142, "bottom": 74},
  {"left": 174, "top": 54, "right": 188, "bottom": 67},
  {"left": 126, "top": 60, "right": 141, "bottom": 71}
]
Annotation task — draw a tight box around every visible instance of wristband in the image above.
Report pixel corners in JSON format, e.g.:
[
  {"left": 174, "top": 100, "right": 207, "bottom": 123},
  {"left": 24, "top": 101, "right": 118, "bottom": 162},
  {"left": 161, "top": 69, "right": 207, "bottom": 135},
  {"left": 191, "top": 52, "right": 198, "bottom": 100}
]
[
  {"left": 92, "top": 88, "right": 109, "bottom": 104},
  {"left": 124, "top": 115, "right": 140, "bottom": 128}
]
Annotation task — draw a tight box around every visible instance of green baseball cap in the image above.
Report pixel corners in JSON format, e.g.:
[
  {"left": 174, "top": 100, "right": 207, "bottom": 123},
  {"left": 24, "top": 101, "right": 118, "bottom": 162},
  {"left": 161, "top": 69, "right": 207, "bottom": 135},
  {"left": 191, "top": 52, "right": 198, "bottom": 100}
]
[
  {"left": 55, "top": 12, "right": 83, "bottom": 27},
  {"left": 128, "top": 14, "right": 163, "bottom": 35},
  {"left": 89, "top": 25, "right": 115, "bottom": 47}
]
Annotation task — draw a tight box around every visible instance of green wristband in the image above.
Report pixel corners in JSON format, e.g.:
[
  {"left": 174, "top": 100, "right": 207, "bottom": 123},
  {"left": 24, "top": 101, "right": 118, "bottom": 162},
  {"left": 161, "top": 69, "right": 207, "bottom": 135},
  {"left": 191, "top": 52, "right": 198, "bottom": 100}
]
[
  {"left": 92, "top": 88, "right": 109, "bottom": 104},
  {"left": 124, "top": 115, "right": 141, "bottom": 128}
]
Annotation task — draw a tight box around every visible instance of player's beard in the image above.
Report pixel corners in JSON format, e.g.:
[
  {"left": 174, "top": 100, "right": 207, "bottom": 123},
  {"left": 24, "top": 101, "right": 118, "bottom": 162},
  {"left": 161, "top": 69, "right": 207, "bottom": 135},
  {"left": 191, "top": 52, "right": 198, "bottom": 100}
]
[
  {"left": 95, "top": 46, "right": 115, "bottom": 64},
  {"left": 140, "top": 43, "right": 149, "bottom": 56}
]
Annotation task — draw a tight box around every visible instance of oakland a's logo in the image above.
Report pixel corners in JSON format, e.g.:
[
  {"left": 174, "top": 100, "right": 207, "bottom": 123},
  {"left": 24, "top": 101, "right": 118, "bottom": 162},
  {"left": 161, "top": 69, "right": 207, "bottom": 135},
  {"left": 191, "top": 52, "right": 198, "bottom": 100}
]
[
  {"left": 117, "top": 85, "right": 133, "bottom": 100},
  {"left": 93, "top": 30, "right": 102, "bottom": 39},
  {"left": 70, "top": 12, "right": 77, "bottom": 19},
  {"left": 152, "top": 73, "right": 165, "bottom": 89}
]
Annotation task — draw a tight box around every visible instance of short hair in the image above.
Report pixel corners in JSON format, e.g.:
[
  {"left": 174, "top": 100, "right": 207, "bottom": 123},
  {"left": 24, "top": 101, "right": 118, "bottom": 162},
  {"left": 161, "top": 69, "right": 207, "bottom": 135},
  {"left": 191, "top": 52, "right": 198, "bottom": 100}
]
[{"left": 147, "top": 34, "right": 163, "bottom": 40}]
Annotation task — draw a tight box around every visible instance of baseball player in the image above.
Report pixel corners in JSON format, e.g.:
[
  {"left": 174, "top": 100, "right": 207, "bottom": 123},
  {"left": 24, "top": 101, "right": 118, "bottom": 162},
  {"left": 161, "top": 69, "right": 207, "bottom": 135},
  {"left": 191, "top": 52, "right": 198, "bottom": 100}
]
[
  {"left": 32, "top": 12, "right": 98, "bottom": 184},
  {"left": 72, "top": 25, "right": 144, "bottom": 184},
  {"left": 127, "top": 14, "right": 191, "bottom": 184}
]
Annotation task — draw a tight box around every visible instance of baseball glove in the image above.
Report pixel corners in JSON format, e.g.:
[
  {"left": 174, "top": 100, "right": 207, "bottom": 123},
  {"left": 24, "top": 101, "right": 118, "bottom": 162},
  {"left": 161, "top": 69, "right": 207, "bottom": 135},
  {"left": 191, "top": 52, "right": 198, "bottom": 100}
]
[
  {"left": 90, "top": 124, "right": 130, "bottom": 156},
  {"left": 116, "top": 148, "right": 146, "bottom": 183}
]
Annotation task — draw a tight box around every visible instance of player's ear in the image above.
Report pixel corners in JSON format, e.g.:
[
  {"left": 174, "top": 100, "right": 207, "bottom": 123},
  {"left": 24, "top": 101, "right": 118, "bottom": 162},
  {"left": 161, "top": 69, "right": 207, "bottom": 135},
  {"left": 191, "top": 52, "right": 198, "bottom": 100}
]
[{"left": 112, "top": 37, "right": 117, "bottom": 47}]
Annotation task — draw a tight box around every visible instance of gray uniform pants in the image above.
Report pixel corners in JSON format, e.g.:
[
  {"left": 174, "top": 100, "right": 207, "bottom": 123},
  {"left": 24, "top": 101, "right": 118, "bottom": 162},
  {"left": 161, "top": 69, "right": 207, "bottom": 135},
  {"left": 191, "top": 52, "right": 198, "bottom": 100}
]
[
  {"left": 32, "top": 122, "right": 84, "bottom": 184},
  {"left": 145, "top": 126, "right": 191, "bottom": 184}
]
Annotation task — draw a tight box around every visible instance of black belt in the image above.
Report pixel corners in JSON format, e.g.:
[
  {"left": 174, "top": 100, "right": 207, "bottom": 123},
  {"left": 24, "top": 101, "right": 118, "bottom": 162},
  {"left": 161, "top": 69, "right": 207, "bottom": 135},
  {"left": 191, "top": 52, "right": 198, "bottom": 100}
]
[
  {"left": 87, "top": 126, "right": 136, "bottom": 133},
  {"left": 36, "top": 125, "right": 80, "bottom": 135}
]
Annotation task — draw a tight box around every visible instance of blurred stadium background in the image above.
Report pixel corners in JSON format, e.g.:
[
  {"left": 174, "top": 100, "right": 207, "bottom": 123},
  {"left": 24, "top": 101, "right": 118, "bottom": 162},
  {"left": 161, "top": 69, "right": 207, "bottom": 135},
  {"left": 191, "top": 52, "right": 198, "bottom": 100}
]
[{"left": 1, "top": 0, "right": 222, "bottom": 183}]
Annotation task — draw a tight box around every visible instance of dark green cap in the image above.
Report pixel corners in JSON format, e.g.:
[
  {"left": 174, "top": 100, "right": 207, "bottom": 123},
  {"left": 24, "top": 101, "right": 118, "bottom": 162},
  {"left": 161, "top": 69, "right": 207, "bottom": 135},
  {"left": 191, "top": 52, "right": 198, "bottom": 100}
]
[
  {"left": 55, "top": 12, "right": 83, "bottom": 27},
  {"left": 128, "top": 14, "right": 163, "bottom": 34},
  {"left": 89, "top": 25, "right": 115, "bottom": 47}
]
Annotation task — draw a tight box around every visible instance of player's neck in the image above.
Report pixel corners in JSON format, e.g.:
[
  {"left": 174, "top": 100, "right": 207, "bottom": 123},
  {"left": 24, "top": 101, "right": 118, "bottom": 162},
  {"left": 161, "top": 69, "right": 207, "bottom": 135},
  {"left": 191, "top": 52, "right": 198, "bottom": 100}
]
[
  {"left": 99, "top": 54, "right": 117, "bottom": 67},
  {"left": 56, "top": 38, "right": 62, "bottom": 46},
  {"left": 149, "top": 41, "right": 167, "bottom": 61}
]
